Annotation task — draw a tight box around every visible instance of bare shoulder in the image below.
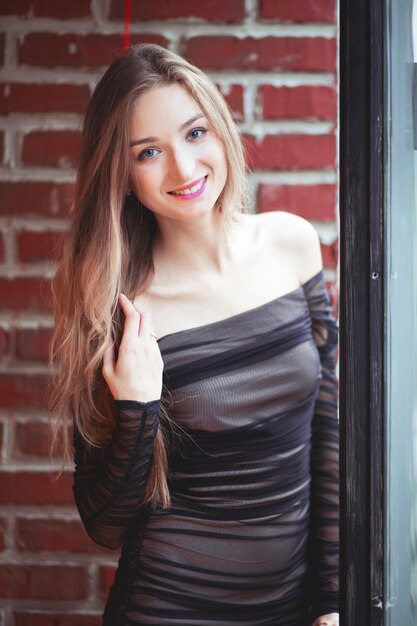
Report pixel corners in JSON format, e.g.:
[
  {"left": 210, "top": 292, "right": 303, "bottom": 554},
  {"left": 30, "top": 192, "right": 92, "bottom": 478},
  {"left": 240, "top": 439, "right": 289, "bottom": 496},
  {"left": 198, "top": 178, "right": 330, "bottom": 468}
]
[{"left": 254, "top": 210, "right": 323, "bottom": 285}]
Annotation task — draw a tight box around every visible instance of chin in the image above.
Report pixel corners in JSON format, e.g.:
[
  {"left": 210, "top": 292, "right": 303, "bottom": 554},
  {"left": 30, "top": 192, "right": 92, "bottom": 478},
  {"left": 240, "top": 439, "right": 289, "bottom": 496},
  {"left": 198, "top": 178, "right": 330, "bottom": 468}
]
[{"left": 181, "top": 206, "right": 214, "bottom": 220}]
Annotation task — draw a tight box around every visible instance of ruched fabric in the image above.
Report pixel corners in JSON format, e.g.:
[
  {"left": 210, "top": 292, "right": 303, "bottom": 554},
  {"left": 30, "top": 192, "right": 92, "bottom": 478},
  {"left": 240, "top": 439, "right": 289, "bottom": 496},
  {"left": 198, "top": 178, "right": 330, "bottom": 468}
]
[{"left": 72, "top": 269, "right": 339, "bottom": 625}]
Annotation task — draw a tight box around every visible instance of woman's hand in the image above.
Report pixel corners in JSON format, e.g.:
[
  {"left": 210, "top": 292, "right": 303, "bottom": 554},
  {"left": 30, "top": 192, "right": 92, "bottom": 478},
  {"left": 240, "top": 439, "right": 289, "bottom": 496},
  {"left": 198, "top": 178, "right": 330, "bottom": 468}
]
[
  {"left": 102, "top": 293, "right": 164, "bottom": 403},
  {"left": 312, "top": 613, "right": 339, "bottom": 626}
]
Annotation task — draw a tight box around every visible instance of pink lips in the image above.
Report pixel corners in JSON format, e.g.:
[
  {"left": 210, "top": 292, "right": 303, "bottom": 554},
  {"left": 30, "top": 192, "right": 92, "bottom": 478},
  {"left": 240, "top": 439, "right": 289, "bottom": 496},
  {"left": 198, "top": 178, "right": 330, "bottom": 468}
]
[{"left": 168, "top": 176, "right": 208, "bottom": 200}]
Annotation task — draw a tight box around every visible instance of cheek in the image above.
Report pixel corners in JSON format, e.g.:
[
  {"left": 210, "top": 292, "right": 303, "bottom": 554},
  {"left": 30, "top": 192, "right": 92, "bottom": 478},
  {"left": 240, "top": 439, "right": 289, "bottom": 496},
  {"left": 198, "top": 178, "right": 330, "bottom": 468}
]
[
  {"left": 215, "top": 148, "right": 228, "bottom": 180},
  {"left": 212, "top": 142, "right": 227, "bottom": 171},
  {"left": 131, "top": 168, "right": 158, "bottom": 201}
]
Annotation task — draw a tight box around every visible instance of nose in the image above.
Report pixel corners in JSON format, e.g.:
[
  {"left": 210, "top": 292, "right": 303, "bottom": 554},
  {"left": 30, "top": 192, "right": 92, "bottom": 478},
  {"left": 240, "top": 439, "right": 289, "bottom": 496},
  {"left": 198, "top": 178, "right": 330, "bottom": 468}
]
[{"left": 169, "top": 147, "right": 195, "bottom": 183}]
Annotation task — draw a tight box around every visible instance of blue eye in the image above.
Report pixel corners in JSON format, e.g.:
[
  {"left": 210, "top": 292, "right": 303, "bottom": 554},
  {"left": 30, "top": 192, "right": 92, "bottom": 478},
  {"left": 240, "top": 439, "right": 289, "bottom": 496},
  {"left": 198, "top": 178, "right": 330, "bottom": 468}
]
[
  {"left": 137, "top": 128, "right": 208, "bottom": 161},
  {"left": 138, "top": 147, "right": 159, "bottom": 161},
  {"left": 188, "top": 128, "right": 208, "bottom": 140}
]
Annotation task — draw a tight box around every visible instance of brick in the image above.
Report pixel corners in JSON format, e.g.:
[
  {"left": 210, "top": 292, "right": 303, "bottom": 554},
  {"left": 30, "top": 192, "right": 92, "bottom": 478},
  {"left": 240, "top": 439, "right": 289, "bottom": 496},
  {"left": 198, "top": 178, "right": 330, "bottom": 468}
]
[
  {"left": 0, "top": 277, "right": 51, "bottom": 311},
  {"left": 0, "top": 373, "right": 49, "bottom": 410},
  {"left": 16, "top": 516, "right": 111, "bottom": 553},
  {"left": 14, "top": 613, "right": 102, "bottom": 626},
  {"left": 110, "top": 0, "right": 245, "bottom": 22},
  {"left": 14, "top": 421, "right": 54, "bottom": 457},
  {"left": 261, "top": 85, "right": 337, "bottom": 121},
  {"left": 16, "top": 327, "right": 52, "bottom": 361},
  {"left": 244, "top": 134, "right": 336, "bottom": 170},
  {"left": 0, "top": 0, "right": 92, "bottom": 18},
  {"left": 0, "top": 232, "right": 4, "bottom": 262},
  {"left": 0, "top": 423, "right": 3, "bottom": 459},
  {"left": 321, "top": 242, "right": 337, "bottom": 268},
  {"left": 0, "top": 564, "right": 87, "bottom": 599},
  {"left": 0, "top": 182, "right": 74, "bottom": 217},
  {"left": 21, "top": 131, "right": 81, "bottom": 169},
  {"left": 0, "top": 132, "right": 4, "bottom": 165},
  {"left": 0, "top": 34, "right": 4, "bottom": 67},
  {"left": 19, "top": 33, "right": 167, "bottom": 69},
  {"left": 184, "top": 37, "right": 336, "bottom": 72},
  {"left": 14, "top": 420, "right": 72, "bottom": 459},
  {"left": 100, "top": 564, "right": 116, "bottom": 599},
  {"left": 0, "top": 516, "right": 6, "bottom": 550},
  {"left": 17, "top": 231, "right": 63, "bottom": 263},
  {"left": 0, "top": 83, "right": 90, "bottom": 114},
  {"left": 0, "top": 327, "right": 11, "bottom": 358},
  {"left": 260, "top": 0, "right": 336, "bottom": 23},
  {"left": 258, "top": 184, "right": 336, "bottom": 221},
  {"left": 0, "top": 471, "right": 73, "bottom": 504},
  {"left": 217, "top": 84, "right": 244, "bottom": 121}
]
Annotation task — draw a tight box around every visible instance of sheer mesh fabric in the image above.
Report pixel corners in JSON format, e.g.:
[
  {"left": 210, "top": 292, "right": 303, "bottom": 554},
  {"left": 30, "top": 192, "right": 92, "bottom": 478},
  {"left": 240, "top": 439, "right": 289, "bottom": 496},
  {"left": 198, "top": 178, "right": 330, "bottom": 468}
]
[{"left": 72, "top": 269, "right": 339, "bottom": 625}]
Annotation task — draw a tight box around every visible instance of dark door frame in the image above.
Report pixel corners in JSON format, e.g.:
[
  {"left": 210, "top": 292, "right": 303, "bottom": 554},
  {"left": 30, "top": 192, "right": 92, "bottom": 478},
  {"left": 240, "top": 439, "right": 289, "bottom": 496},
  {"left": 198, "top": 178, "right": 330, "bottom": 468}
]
[{"left": 339, "top": 1, "right": 385, "bottom": 624}]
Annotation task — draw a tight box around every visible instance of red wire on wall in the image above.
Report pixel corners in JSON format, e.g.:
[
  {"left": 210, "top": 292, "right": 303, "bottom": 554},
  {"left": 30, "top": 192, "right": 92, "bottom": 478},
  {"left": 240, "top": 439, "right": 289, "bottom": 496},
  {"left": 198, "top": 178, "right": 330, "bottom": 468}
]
[{"left": 123, "top": 0, "right": 131, "bottom": 49}]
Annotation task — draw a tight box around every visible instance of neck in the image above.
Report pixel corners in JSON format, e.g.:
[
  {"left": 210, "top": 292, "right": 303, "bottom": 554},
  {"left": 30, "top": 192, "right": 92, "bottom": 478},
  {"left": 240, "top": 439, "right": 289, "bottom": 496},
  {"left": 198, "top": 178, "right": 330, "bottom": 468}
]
[{"left": 152, "top": 210, "right": 244, "bottom": 279}]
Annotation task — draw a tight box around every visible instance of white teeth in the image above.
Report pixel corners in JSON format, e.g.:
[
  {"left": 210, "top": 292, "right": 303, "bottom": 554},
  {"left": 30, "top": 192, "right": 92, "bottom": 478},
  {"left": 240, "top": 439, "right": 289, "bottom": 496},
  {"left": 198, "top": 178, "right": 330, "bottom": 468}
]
[{"left": 171, "top": 177, "right": 206, "bottom": 195}]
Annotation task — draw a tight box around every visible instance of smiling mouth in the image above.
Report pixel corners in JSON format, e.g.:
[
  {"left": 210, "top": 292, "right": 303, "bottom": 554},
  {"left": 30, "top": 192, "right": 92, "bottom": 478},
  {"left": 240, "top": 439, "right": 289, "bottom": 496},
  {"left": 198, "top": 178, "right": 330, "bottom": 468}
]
[{"left": 168, "top": 176, "right": 207, "bottom": 196}]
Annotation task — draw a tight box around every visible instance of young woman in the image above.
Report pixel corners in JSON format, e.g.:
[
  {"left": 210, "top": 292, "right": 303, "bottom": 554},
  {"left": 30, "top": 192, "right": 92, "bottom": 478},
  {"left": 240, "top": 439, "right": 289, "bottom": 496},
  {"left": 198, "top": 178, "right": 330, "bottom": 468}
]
[{"left": 49, "top": 43, "right": 339, "bottom": 626}]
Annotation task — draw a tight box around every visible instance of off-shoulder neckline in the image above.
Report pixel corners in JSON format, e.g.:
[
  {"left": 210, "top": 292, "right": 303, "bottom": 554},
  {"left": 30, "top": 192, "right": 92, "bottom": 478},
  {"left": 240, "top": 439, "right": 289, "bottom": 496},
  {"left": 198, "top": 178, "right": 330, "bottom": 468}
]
[{"left": 156, "top": 269, "right": 324, "bottom": 346}]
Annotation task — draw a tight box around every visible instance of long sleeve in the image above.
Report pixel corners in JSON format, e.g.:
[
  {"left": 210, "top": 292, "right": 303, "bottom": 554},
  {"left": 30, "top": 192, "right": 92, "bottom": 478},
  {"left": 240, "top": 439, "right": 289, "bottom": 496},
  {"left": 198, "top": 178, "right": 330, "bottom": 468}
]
[
  {"left": 72, "top": 399, "right": 160, "bottom": 550},
  {"left": 303, "top": 271, "right": 339, "bottom": 619}
]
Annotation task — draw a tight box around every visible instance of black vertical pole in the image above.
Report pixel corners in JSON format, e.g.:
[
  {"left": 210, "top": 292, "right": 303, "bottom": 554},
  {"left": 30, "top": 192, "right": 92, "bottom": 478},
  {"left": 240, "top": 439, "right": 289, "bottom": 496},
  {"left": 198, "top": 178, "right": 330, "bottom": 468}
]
[{"left": 339, "top": 0, "right": 385, "bottom": 624}]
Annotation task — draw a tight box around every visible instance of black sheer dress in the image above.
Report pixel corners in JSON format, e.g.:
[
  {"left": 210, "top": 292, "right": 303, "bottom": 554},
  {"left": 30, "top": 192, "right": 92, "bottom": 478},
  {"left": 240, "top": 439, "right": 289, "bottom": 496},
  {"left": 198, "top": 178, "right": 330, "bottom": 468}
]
[{"left": 72, "top": 269, "right": 339, "bottom": 625}]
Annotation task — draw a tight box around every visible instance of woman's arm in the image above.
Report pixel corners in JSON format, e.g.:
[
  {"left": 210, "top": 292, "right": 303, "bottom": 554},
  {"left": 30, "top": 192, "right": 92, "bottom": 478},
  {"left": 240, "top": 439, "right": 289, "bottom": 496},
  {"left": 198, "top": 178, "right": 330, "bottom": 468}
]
[
  {"left": 308, "top": 304, "right": 339, "bottom": 619},
  {"left": 72, "top": 292, "right": 165, "bottom": 549},
  {"left": 72, "top": 398, "right": 160, "bottom": 549},
  {"left": 277, "top": 211, "right": 339, "bottom": 619}
]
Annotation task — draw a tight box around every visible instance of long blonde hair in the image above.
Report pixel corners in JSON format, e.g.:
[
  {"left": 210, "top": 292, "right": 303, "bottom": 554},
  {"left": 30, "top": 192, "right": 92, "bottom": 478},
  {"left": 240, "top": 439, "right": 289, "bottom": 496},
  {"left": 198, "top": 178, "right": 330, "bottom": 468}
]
[{"left": 48, "top": 43, "right": 249, "bottom": 509}]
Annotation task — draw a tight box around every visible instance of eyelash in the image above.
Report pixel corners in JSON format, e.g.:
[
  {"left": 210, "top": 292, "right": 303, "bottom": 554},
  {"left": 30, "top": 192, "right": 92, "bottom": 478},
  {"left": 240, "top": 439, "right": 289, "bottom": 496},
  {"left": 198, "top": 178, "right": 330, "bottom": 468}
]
[{"left": 137, "top": 127, "right": 208, "bottom": 161}]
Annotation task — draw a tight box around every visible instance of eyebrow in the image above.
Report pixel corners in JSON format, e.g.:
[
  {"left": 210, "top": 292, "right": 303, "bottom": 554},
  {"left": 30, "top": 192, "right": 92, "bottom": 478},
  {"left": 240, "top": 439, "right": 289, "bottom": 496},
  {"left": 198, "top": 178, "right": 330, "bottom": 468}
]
[{"left": 129, "top": 114, "right": 206, "bottom": 148}]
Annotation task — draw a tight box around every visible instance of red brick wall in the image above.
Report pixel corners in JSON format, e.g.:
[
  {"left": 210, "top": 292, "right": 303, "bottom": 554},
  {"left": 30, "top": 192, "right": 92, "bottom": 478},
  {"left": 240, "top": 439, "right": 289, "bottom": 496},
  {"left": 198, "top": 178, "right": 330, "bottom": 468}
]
[{"left": 0, "top": 1, "right": 338, "bottom": 624}]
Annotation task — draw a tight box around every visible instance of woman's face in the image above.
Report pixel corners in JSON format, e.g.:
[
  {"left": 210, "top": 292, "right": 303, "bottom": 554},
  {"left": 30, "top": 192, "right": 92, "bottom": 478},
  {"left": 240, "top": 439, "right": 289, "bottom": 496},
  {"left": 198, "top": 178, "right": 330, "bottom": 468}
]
[{"left": 129, "top": 83, "right": 228, "bottom": 222}]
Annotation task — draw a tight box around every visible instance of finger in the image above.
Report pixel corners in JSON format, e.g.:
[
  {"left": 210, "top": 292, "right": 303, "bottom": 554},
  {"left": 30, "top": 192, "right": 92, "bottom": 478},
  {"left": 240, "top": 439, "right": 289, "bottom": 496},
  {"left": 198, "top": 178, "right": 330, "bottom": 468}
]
[
  {"left": 119, "top": 293, "right": 140, "bottom": 341},
  {"left": 138, "top": 310, "right": 152, "bottom": 340},
  {"left": 102, "top": 335, "right": 115, "bottom": 375}
]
